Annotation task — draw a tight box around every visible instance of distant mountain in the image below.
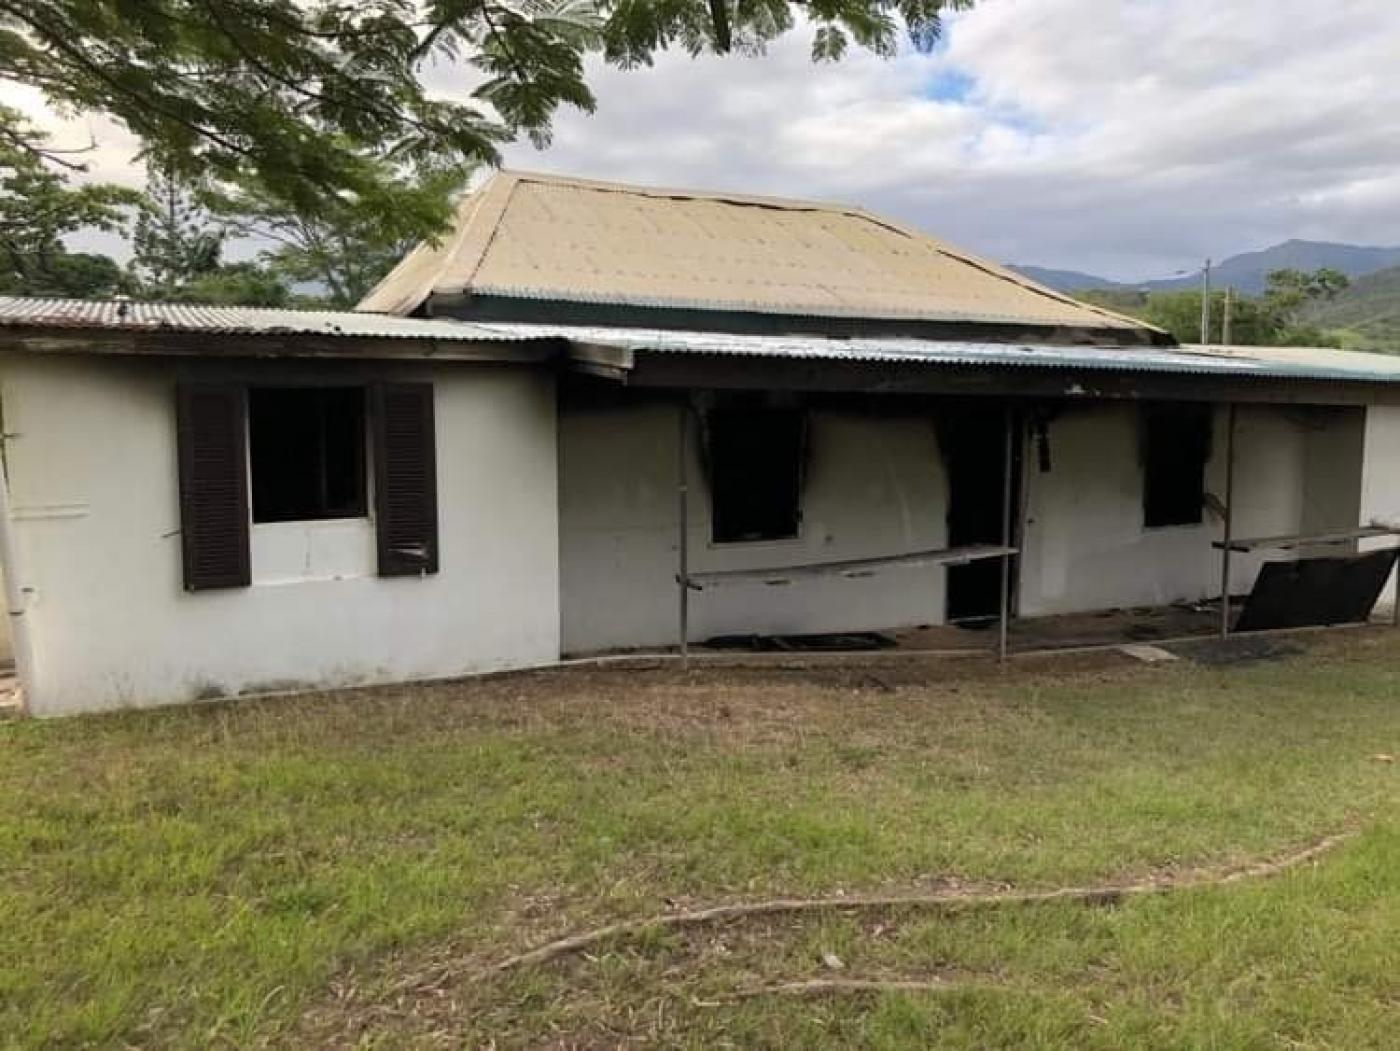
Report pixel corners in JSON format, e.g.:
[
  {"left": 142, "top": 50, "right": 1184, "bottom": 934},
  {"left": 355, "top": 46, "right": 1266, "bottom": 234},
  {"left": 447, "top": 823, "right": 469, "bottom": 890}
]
[
  {"left": 1013, "top": 239, "right": 1400, "bottom": 297},
  {"left": 1140, "top": 240, "right": 1400, "bottom": 295},
  {"left": 1010, "top": 265, "right": 1122, "bottom": 293},
  {"left": 1300, "top": 264, "right": 1400, "bottom": 351}
]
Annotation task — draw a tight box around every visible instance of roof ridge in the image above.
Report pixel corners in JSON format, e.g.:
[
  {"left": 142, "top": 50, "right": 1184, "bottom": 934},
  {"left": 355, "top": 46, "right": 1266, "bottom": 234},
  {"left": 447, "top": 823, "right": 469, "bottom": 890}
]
[
  {"left": 360, "top": 169, "right": 1166, "bottom": 338},
  {"left": 500, "top": 167, "right": 871, "bottom": 219},
  {"left": 354, "top": 178, "right": 501, "bottom": 314},
  {"left": 458, "top": 172, "right": 524, "bottom": 290},
  {"left": 399, "top": 172, "right": 520, "bottom": 311},
  {"left": 496, "top": 171, "right": 1156, "bottom": 333}
]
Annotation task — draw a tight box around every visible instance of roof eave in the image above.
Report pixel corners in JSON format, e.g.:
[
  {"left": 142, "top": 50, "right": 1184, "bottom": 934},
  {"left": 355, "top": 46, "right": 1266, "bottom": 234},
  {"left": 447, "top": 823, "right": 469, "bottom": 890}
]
[{"left": 0, "top": 324, "right": 563, "bottom": 363}]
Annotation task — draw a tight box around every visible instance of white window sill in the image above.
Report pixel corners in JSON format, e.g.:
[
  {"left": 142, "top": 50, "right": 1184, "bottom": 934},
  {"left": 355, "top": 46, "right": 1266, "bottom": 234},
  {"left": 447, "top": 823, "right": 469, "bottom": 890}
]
[{"left": 250, "top": 517, "right": 375, "bottom": 585}]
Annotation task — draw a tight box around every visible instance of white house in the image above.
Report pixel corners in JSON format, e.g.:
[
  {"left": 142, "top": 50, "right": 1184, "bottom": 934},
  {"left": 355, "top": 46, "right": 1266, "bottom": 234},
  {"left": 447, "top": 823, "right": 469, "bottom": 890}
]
[{"left": 5, "top": 170, "right": 1400, "bottom": 716}]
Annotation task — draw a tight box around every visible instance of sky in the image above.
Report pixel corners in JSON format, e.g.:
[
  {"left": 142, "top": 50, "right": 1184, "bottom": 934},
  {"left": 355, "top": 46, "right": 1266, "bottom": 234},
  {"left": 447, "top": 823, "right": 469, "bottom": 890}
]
[{"left": 22, "top": 0, "right": 1400, "bottom": 281}]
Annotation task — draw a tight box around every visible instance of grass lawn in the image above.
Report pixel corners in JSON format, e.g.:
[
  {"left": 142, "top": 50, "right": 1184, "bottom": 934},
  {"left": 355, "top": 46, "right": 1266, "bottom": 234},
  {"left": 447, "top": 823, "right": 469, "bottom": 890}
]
[{"left": 4, "top": 631, "right": 1400, "bottom": 1048}]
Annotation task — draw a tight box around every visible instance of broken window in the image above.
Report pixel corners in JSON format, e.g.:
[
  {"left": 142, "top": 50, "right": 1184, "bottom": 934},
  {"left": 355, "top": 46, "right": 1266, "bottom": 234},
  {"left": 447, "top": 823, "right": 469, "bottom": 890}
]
[
  {"left": 249, "top": 387, "right": 367, "bottom": 523},
  {"left": 706, "top": 407, "right": 805, "bottom": 543},
  {"left": 1141, "top": 403, "right": 1212, "bottom": 527}
]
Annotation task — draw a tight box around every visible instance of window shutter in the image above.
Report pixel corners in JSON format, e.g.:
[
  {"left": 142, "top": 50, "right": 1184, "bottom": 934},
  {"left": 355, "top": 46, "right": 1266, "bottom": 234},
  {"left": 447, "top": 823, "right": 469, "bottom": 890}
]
[
  {"left": 177, "top": 384, "right": 251, "bottom": 590},
  {"left": 372, "top": 383, "right": 439, "bottom": 576}
]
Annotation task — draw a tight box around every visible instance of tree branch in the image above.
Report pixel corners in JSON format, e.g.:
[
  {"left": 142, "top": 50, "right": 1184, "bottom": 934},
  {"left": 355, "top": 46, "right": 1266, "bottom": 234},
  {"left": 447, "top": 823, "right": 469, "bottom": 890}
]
[
  {"left": 0, "top": 3, "right": 260, "bottom": 162},
  {"left": 0, "top": 125, "right": 93, "bottom": 172}
]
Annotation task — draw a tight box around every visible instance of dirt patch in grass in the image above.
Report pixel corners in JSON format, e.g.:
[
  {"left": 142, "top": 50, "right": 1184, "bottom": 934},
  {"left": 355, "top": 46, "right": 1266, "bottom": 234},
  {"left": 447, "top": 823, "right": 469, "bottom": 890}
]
[{"left": 216, "top": 644, "right": 1151, "bottom": 753}]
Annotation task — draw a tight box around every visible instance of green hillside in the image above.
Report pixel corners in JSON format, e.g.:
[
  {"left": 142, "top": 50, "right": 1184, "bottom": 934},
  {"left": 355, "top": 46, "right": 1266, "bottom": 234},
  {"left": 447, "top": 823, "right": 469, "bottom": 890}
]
[{"left": 1297, "top": 265, "right": 1400, "bottom": 351}]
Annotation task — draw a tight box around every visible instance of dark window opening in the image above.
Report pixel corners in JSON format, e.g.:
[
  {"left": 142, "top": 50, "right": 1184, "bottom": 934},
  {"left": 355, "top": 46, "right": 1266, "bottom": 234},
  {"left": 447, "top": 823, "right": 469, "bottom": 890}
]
[
  {"left": 250, "top": 387, "right": 367, "bottom": 523},
  {"left": 937, "top": 405, "right": 1021, "bottom": 624},
  {"left": 706, "top": 408, "right": 804, "bottom": 543},
  {"left": 1142, "top": 403, "right": 1212, "bottom": 527}
]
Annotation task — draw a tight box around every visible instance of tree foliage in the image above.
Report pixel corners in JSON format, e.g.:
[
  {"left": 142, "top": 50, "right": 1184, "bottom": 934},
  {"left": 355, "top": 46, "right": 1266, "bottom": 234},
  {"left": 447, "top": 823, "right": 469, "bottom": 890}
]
[
  {"left": 176, "top": 262, "right": 291, "bottom": 307},
  {"left": 1263, "top": 267, "right": 1349, "bottom": 324},
  {"left": 1, "top": 0, "right": 970, "bottom": 237},
  {"left": 130, "top": 165, "right": 226, "bottom": 297},
  {"left": 0, "top": 247, "right": 131, "bottom": 297},
  {"left": 1081, "top": 269, "right": 1351, "bottom": 348},
  {"left": 214, "top": 162, "right": 470, "bottom": 308},
  {"left": 1139, "top": 290, "right": 1287, "bottom": 346},
  {"left": 126, "top": 167, "right": 305, "bottom": 304},
  {"left": 0, "top": 104, "right": 136, "bottom": 294}
]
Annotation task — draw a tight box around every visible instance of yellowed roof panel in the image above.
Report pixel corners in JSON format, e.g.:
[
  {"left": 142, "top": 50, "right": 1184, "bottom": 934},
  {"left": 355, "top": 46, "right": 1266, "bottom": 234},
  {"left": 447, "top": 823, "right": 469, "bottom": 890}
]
[{"left": 358, "top": 170, "right": 1155, "bottom": 336}]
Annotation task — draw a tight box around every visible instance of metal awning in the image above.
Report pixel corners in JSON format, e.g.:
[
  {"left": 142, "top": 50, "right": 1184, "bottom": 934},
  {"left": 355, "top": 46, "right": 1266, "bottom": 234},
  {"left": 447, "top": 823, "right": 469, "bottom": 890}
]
[
  {"left": 6, "top": 299, "right": 1400, "bottom": 388},
  {"left": 475, "top": 322, "right": 1400, "bottom": 384}
]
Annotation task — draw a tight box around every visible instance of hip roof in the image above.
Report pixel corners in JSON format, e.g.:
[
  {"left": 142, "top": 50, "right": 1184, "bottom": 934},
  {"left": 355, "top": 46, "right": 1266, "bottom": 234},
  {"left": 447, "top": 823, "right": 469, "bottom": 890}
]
[{"left": 357, "top": 170, "right": 1161, "bottom": 341}]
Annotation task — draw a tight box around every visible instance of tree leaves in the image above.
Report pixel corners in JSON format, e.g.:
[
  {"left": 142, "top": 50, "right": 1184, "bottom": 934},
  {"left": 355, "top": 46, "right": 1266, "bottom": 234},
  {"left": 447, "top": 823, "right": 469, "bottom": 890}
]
[
  {"left": 213, "top": 161, "right": 471, "bottom": 308},
  {"left": 1088, "top": 271, "right": 1355, "bottom": 348},
  {"left": 0, "top": 105, "right": 138, "bottom": 292},
  {"left": 3, "top": 0, "right": 972, "bottom": 240},
  {"left": 130, "top": 165, "right": 227, "bottom": 297},
  {"left": 811, "top": 26, "right": 848, "bottom": 62},
  {"left": 1263, "top": 267, "right": 1351, "bottom": 324}
]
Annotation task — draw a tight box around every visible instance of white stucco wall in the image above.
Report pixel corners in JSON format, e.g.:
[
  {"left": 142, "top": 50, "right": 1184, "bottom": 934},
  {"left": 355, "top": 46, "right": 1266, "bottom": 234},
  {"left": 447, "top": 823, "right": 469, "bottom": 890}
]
[
  {"left": 0, "top": 352, "right": 560, "bottom": 716},
  {"left": 1019, "top": 403, "right": 1363, "bottom": 616},
  {"left": 1360, "top": 404, "right": 1400, "bottom": 612},
  {"left": 559, "top": 399, "right": 948, "bottom": 652},
  {"left": 561, "top": 396, "right": 1366, "bottom": 651},
  {"left": 0, "top": 562, "right": 12, "bottom": 665},
  {"left": 1299, "top": 407, "right": 1367, "bottom": 558}
]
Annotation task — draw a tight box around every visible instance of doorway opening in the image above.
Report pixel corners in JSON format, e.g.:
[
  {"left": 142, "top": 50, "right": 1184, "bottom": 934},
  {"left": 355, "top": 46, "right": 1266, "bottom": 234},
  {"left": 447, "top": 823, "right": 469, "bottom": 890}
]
[{"left": 937, "top": 404, "right": 1021, "bottom": 626}]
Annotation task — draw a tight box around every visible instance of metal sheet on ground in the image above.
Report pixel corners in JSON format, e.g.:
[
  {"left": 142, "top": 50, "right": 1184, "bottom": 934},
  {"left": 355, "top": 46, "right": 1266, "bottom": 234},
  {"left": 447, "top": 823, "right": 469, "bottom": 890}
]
[{"left": 1233, "top": 549, "right": 1398, "bottom": 632}]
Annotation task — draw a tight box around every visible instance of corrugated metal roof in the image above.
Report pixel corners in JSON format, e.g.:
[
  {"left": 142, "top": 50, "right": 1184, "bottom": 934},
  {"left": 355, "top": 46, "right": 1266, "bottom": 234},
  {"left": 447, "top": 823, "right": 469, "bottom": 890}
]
[
  {"left": 0, "top": 297, "right": 524, "bottom": 343},
  {"left": 4, "top": 298, "right": 1398, "bottom": 387},
  {"left": 484, "top": 323, "right": 1400, "bottom": 383},
  {"left": 357, "top": 170, "right": 1159, "bottom": 338},
  {"left": 1183, "top": 342, "right": 1400, "bottom": 380}
]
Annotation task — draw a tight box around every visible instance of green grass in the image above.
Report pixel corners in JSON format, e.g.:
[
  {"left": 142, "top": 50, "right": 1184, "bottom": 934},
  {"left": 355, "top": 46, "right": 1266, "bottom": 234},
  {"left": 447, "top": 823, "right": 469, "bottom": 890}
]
[{"left": 4, "top": 633, "right": 1400, "bottom": 1048}]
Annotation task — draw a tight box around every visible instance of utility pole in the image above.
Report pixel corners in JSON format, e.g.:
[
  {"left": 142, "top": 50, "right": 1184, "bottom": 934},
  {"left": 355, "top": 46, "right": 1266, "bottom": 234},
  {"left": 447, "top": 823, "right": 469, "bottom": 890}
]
[
  {"left": 1199, "top": 258, "right": 1212, "bottom": 343},
  {"left": 1221, "top": 285, "right": 1233, "bottom": 345}
]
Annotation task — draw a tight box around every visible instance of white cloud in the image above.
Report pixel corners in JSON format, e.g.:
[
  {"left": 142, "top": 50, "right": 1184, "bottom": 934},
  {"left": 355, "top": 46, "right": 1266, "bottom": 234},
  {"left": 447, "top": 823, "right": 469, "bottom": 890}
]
[
  {"left": 501, "top": 0, "right": 1400, "bottom": 279},
  {"left": 20, "top": 0, "right": 1400, "bottom": 279},
  {"left": 11, "top": 84, "right": 145, "bottom": 189}
]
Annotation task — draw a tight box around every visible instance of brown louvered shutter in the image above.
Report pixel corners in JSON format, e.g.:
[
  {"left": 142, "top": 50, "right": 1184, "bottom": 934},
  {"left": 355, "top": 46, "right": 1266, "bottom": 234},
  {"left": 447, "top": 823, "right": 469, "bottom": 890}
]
[
  {"left": 177, "top": 384, "right": 251, "bottom": 590},
  {"left": 372, "top": 382, "right": 439, "bottom": 576}
]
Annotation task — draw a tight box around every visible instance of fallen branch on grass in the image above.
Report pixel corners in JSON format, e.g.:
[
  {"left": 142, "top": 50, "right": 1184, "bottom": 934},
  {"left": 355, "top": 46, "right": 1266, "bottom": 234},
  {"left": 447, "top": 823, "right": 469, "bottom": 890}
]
[{"left": 479, "top": 829, "right": 1355, "bottom": 979}]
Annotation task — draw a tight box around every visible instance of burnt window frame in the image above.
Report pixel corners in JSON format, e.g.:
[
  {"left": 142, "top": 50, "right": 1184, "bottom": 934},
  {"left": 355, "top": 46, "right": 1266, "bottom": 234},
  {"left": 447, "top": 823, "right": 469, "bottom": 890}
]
[
  {"left": 703, "top": 405, "right": 807, "bottom": 545},
  {"left": 247, "top": 385, "right": 370, "bottom": 525},
  {"left": 1140, "top": 402, "right": 1213, "bottom": 529}
]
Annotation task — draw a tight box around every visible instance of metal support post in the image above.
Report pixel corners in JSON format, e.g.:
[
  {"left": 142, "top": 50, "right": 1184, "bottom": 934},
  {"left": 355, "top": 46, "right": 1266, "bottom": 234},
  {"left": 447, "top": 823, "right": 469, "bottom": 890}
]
[
  {"left": 677, "top": 402, "right": 690, "bottom": 668},
  {"left": 998, "top": 405, "right": 1014, "bottom": 663}
]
